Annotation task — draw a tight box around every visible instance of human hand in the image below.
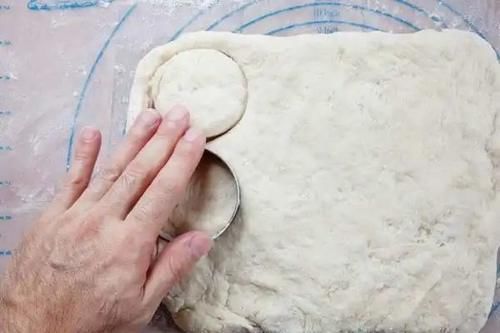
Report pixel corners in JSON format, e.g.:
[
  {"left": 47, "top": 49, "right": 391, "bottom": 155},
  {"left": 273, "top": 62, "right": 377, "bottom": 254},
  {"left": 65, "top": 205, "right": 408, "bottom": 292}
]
[{"left": 0, "top": 107, "right": 212, "bottom": 333}]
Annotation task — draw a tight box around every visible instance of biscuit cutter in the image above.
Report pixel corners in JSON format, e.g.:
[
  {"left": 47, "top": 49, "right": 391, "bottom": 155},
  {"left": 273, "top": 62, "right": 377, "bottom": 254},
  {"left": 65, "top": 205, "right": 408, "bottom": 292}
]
[{"left": 158, "top": 149, "right": 241, "bottom": 242}]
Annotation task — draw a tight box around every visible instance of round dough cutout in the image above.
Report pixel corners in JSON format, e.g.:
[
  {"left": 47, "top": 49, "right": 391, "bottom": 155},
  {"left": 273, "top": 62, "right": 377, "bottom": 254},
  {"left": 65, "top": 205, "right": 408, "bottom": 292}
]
[{"left": 150, "top": 49, "right": 247, "bottom": 138}]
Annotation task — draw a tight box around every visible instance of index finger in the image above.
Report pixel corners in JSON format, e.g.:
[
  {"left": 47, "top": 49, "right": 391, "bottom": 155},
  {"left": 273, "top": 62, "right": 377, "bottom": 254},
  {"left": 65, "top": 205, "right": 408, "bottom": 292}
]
[{"left": 126, "top": 127, "right": 206, "bottom": 238}]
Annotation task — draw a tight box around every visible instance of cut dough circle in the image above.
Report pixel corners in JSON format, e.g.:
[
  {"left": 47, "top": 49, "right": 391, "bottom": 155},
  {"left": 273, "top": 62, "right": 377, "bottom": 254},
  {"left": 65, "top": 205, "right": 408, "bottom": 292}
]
[
  {"left": 149, "top": 49, "right": 247, "bottom": 138},
  {"left": 161, "top": 150, "right": 239, "bottom": 240}
]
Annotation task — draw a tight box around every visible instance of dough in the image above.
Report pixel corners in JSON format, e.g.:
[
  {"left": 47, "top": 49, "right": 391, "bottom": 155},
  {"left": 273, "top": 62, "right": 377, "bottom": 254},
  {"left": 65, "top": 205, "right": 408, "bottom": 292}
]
[
  {"left": 129, "top": 48, "right": 247, "bottom": 138},
  {"left": 162, "top": 150, "right": 239, "bottom": 240},
  {"left": 129, "top": 30, "right": 500, "bottom": 333}
]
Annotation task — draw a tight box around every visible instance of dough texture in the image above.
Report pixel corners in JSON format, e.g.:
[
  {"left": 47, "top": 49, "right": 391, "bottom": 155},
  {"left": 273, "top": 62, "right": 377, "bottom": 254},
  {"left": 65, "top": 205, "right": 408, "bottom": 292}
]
[{"left": 129, "top": 30, "right": 500, "bottom": 333}]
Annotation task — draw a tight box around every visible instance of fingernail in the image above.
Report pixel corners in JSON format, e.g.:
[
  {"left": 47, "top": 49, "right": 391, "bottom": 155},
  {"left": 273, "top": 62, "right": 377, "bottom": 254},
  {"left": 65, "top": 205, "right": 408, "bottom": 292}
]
[
  {"left": 183, "top": 127, "right": 203, "bottom": 142},
  {"left": 167, "top": 107, "right": 188, "bottom": 121},
  {"left": 188, "top": 233, "right": 213, "bottom": 258},
  {"left": 140, "top": 110, "right": 160, "bottom": 126},
  {"left": 81, "top": 127, "right": 97, "bottom": 141}
]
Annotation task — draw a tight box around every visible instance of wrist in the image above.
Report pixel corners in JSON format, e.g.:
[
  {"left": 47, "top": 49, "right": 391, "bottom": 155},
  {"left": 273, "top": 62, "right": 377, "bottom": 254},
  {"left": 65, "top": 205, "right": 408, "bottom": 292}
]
[
  {"left": 0, "top": 285, "right": 60, "bottom": 333},
  {"left": 0, "top": 292, "right": 29, "bottom": 333}
]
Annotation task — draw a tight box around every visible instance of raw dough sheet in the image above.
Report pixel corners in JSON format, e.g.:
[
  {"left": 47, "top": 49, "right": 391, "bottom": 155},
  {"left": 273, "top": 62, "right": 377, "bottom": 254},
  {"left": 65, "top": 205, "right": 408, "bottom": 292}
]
[{"left": 129, "top": 30, "right": 500, "bottom": 333}]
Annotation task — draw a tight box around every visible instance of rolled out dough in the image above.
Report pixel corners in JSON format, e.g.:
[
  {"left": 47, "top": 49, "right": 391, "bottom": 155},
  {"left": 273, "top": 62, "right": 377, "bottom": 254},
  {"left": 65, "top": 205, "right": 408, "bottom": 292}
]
[{"left": 129, "top": 30, "right": 500, "bottom": 333}]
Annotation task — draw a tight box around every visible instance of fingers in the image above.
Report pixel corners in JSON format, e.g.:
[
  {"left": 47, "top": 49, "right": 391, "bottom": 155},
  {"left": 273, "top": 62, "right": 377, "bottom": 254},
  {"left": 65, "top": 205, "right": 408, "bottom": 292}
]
[
  {"left": 127, "top": 128, "right": 205, "bottom": 237},
  {"left": 78, "top": 109, "right": 161, "bottom": 204},
  {"left": 47, "top": 127, "right": 101, "bottom": 215},
  {"left": 100, "top": 106, "right": 190, "bottom": 218},
  {"left": 143, "top": 231, "right": 212, "bottom": 305}
]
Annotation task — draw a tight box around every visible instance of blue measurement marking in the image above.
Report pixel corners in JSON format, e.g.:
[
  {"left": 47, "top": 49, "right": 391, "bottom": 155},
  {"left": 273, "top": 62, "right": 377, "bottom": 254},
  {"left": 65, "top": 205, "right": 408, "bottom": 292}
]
[
  {"left": 0, "top": 216, "right": 12, "bottom": 221},
  {"left": 202, "top": 1, "right": 429, "bottom": 33},
  {"left": 27, "top": 0, "right": 113, "bottom": 11},
  {"left": 0, "top": 111, "right": 12, "bottom": 116},
  {"left": 0, "top": 40, "right": 12, "bottom": 46},
  {"left": 267, "top": 20, "right": 382, "bottom": 35},
  {"left": 0, "top": 250, "right": 12, "bottom": 256},
  {"left": 0, "top": 181, "right": 12, "bottom": 186},
  {"left": 233, "top": 3, "right": 419, "bottom": 33},
  {"left": 0, "top": 146, "right": 12, "bottom": 151},
  {"left": 65, "top": 4, "right": 137, "bottom": 169},
  {"left": 316, "top": 25, "right": 339, "bottom": 34},
  {"left": 0, "top": 4, "right": 10, "bottom": 10},
  {"left": 0, "top": 74, "right": 11, "bottom": 80},
  {"left": 392, "top": 0, "right": 447, "bottom": 28}
]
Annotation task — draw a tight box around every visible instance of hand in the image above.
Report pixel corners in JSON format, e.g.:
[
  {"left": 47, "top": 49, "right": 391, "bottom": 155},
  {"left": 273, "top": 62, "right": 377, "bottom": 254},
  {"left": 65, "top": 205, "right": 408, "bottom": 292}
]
[{"left": 0, "top": 107, "right": 213, "bottom": 333}]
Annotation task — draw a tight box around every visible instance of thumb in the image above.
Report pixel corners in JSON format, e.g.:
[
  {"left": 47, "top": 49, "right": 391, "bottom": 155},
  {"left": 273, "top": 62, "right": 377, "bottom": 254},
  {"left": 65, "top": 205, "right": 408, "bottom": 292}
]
[{"left": 143, "top": 231, "right": 213, "bottom": 305}]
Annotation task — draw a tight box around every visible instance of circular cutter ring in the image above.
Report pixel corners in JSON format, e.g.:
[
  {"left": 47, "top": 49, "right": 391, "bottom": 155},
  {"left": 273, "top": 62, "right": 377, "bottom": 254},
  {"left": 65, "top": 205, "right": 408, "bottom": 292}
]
[{"left": 158, "top": 149, "right": 241, "bottom": 242}]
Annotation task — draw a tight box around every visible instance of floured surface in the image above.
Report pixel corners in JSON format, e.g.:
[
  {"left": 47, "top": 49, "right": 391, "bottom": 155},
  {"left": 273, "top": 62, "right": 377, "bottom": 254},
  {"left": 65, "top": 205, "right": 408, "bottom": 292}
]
[{"left": 132, "top": 30, "right": 500, "bottom": 332}]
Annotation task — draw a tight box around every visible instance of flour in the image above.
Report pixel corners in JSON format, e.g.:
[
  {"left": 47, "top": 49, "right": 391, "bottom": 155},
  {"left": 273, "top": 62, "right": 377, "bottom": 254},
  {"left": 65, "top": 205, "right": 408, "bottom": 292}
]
[{"left": 129, "top": 30, "right": 500, "bottom": 332}]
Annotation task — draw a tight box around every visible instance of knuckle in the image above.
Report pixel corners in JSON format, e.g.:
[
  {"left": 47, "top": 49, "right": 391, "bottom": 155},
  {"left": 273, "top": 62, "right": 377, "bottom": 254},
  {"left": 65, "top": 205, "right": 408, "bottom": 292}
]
[
  {"left": 127, "top": 161, "right": 149, "bottom": 178},
  {"left": 156, "top": 126, "right": 177, "bottom": 139},
  {"left": 117, "top": 162, "right": 153, "bottom": 188},
  {"left": 117, "top": 232, "right": 140, "bottom": 256},
  {"left": 75, "top": 217, "right": 102, "bottom": 241},
  {"left": 178, "top": 140, "right": 203, "bottom": 158},
  {"left": 158, "top": 177, "right": 184, "bottom": 198},
  {"left": 73, "top": 150, "right": 90, "bottom": 162},
  {"left": 128, "top": 125, "right": 148, "bottom": 143},
  {"left": 59, "top": 174, "right": 87, "bottom": 195},
  {"left": 66, "top": 174, "right": 88, "bottom": 190},
  {"left": 133, "top": 198, "right": 155, "bottom": 223},
  {"left": 157, "top": 121, "right": 187, "bottom": 138},
  {"left": 117, "top": 170, "right": 140, "bottom": 190},
  {"left": 166, "top": 255, "right": 184, "bottom": 283},
  {"left": 99, "top": 166, "right": 122, "bottom": 183}
]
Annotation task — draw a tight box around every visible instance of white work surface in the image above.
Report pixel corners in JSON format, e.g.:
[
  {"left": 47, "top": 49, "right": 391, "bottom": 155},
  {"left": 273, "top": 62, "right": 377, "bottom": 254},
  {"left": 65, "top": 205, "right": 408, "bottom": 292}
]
[{"left": 1, "top": 1, "right": 499, "bottom": 332}]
